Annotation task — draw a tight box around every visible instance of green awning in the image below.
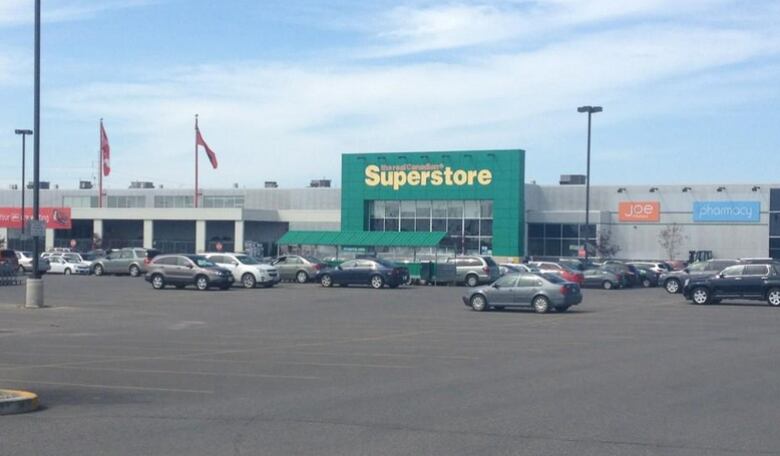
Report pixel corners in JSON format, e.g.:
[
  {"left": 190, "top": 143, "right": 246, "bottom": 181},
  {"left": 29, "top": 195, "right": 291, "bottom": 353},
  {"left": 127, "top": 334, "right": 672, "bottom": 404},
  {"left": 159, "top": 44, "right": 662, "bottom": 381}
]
[{"left": 278, "top": 231, "right": 446, "bottom": 247}]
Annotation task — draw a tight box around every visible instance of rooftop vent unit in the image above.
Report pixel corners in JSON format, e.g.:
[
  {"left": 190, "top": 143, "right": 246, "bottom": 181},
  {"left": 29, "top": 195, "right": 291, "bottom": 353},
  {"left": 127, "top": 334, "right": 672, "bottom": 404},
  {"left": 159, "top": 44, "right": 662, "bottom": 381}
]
[
  {"left": 129, "top": 181, "right": 155, "bottom": 189},
  {"left": 79, "top": 180, "right": 93, "bottom": 189},
  {"left": 27, "top": 181, "right": 50, "bottom": 190},
  {"left": 264, "top": 181, "right": 279, "bottom": 188},
  {"left": 309, "top": 179, "right": 331, "bottom": 188},
  {"left": 559, "top": 174, "right": 586, "bottom": 185},
  {"left": 9, "top": 184, "right": 18, "bottom": 190}
]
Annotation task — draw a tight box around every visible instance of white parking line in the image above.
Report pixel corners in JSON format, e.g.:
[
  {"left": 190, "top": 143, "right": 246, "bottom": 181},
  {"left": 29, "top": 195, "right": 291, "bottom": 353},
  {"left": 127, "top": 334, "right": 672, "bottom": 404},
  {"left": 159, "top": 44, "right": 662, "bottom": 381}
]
[{"left": 0, "top": 378, "right": 213, "bottom": 394}]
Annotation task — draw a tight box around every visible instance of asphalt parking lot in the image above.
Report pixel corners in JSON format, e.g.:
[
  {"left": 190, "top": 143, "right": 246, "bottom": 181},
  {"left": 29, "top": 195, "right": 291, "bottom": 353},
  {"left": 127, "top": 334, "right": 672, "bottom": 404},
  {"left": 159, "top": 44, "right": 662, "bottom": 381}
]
[{"left": 1, "top": 276, "right": 779, "bottom": 456}]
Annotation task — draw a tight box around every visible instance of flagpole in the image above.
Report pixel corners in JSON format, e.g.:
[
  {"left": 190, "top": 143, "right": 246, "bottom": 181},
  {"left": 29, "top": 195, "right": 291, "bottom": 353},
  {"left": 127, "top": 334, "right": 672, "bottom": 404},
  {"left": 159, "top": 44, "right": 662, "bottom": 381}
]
[
  {"left": 195, "top": 114, "right": 199, "bottom": 208},
  {"left": 99, "top": 119, "right": 103, "bottom": 208}
]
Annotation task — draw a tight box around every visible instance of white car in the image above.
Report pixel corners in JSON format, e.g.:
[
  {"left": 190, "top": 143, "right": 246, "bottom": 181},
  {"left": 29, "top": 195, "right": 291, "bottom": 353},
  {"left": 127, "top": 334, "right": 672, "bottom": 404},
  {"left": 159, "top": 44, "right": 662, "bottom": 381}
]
[
  {"left": 204, "top": 252, "right": 281, "bottom": 288},
  {"left": 48, "top": 256, "right": 91, "bottom": 275},
  {"left": 16, "top": 250, "right": 51, "bottom": 273}
]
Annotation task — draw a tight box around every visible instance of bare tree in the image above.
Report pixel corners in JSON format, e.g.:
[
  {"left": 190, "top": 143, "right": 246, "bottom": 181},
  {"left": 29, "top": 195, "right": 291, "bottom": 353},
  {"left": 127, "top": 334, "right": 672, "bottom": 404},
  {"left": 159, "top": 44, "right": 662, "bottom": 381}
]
[
  {"left": 658, "top": 223, "right": 686, "bottom": 260},
  {"left": 595, "top": 228, "right": 621, "bottom": 258}
]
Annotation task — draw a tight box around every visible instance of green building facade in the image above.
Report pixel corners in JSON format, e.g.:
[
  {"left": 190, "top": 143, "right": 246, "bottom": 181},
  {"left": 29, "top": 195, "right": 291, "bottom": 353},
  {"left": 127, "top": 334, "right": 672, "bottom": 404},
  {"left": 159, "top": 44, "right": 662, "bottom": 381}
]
[{"left": 341, "top": 150, "right": 525, "bottom": 257}]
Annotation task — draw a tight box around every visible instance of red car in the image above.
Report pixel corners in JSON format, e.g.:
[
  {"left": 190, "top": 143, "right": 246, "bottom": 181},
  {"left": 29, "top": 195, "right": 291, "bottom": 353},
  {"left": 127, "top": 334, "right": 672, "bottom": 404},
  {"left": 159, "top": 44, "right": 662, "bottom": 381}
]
[{"left": 530, "top": 261, "right": 584, "bottom": 285}]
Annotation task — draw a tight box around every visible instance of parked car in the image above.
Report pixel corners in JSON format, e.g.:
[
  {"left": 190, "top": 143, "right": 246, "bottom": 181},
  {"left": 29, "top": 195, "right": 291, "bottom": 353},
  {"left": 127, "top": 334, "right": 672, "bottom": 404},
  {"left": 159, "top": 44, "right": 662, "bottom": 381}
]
[
  {"left": 0, "top": 249, "right": 19, "bottom": 271},
  {"left": 602, "top": 261, "right": 641, "bottom": 287},
  {"left": 16, "top": 251, "right": 50, "bottom": 274},
  {"left": 144, "top": 254, "right": 234, "bottom": 290},
  {"left": 633, "top": 265, "right": 660, "bottom": 287},
  {"left": 630, "top": 262, "right": 671, "bottom": 274},
  {"left": 683, "top": 263, "right": 780, "bottom": 306},
  {"left": 660, "top": 259, "right": 740, "bottom": 294},
  {"left": 204, "top": 252, "right": 280, "bottom": 288},
  {"left": 47, "top": 256, "right": 91, "bottom": 275},
  {"left": 462, "top": 272, "right": 582, "bottom": 313},
  {"left": 499, "top": 263, "right": 539, "bottom": 276},
  {"left": 316, "top": 258, "right": 409, "bottom": 289},
  {"left": 529, "top": 261, "right": 584, "bottom": 285},
  {"left": 446, "top": 256, "right": 500, "bottom": 287},
  {"left": 92, "top": 248, "right": 161, "bottom": 277},
  {"left": 582, "top": 268, "right": 622, "bottom": 289},
  {"left": 272, "top": 255, "right": 326, "bottom": 283}
]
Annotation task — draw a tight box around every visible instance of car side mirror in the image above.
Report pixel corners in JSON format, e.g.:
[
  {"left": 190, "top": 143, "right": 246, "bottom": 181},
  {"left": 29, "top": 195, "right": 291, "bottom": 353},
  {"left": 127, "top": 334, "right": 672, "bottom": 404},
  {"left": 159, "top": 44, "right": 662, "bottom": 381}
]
[
  {"left": 492, "top": 283, "right": 500, "bottom": 289},
  {"left": 683, "top": 268, "right": 689, "bottom": 273}
]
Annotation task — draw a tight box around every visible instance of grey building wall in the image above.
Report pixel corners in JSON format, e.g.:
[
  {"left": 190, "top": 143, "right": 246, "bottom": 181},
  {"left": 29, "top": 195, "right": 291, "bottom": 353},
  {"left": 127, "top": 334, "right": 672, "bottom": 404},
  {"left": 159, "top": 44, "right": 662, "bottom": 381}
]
[{"left": 528, "top": 184, "right": 772, "bottom": 260}]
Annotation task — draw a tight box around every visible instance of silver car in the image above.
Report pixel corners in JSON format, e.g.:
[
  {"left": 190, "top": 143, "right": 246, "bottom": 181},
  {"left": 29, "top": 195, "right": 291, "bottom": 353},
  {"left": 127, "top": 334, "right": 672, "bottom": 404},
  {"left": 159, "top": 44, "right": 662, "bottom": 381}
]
[
  {"left": 272, "top": 255, "right": 326, "bottom": 283},
  {"left": 659, "top": 259, "right": 740, "bottom": 293},
  {"left": 462, "top": 272, "right": 582, "bottom": 313},
  {"left": 447, "top": 256, "right": 500, "bottom": 287},
  {"left": 93, "top": 248, "right": 161, "bottom": 277}
]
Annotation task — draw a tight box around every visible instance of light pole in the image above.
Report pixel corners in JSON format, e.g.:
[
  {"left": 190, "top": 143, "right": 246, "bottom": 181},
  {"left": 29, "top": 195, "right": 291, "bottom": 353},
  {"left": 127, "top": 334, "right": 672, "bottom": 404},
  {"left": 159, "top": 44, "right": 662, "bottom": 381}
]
[
  {"left": 26, "top": 0, "right": 43, "bottom": 308},
  {"left": 14, "top": 129, "right": 33, "bottom": 238},
  {"left": 577, "top": 105, "right": 602, "bottom": 261}
]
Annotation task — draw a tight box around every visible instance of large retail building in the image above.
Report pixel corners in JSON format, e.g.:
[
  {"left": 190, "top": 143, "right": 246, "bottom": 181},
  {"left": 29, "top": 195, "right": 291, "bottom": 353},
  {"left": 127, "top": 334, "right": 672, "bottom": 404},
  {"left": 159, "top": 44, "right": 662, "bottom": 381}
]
[{"left": 1, "top": 149, "right": 778, "bottom": 261}]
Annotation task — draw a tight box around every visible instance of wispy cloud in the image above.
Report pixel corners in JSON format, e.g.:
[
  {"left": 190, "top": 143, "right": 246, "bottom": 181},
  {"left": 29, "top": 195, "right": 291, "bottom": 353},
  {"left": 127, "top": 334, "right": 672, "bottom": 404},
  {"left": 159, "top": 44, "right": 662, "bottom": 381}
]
[{"left": 0, "top": 0, "right": 154, "bottom": 26}]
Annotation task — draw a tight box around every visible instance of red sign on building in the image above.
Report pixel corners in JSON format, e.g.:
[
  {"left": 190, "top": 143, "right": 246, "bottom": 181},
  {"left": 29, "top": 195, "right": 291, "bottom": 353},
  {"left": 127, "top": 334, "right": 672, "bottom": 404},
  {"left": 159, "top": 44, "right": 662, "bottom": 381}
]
[{"left": 0, "top": 208, "right": 72, "bottom": 230}]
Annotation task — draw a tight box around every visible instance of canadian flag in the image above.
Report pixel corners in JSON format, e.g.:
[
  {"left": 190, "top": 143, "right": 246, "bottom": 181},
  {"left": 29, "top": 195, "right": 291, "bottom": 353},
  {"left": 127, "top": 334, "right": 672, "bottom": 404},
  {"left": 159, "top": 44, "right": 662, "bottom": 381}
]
[
  {"left": 196, "top": 125, "right": 218, "bottom": 169},
  {"left": 100, "top": 120, "right": 111, "bottom": 176}
]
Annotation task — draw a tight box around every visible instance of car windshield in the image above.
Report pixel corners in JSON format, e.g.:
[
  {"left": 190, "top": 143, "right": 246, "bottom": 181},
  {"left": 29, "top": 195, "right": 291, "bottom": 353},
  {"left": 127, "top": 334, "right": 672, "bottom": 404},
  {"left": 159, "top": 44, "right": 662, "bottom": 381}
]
[
  {"left": 236, "top": 255, "right": 259, "bottom": 265},
  {"left": 374, "top": 258, "right": 397, "bottom": 268},
  {"left": 188, "top": 256, "right": 216, "bottom": 268},
  {"left": 688, "top": 262, "right": 707, "bottom": 271}
]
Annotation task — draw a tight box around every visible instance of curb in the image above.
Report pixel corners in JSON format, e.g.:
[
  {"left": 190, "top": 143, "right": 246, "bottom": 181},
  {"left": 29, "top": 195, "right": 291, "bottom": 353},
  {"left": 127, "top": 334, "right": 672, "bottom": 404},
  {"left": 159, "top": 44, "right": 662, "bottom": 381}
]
[{"left": 0, "top": 389, "right": 39, "bottom": 415}]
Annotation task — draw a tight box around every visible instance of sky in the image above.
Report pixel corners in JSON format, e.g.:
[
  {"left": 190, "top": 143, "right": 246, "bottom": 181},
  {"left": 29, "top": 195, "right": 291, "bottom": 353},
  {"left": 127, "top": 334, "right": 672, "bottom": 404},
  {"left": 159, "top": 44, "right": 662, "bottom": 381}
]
[{"left": 0, "top": 0, "right": 778, "bottom": 190}]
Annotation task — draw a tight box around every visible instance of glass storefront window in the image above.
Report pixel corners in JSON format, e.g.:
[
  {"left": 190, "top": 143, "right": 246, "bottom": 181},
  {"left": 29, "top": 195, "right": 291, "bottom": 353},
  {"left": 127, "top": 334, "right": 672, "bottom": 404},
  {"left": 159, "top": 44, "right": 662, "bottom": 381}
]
[
  {"left": 432, "top": 201, "right": 447, "bottom": 218},
  {"left": 464, "top": 201, "right": 480, "bottom": 218},
  {"left": 480, "top": 219, "right": 493, "bottom": 236},
  {"left": 447, "top": 201, "right": 463, "bottom": 219},
  {"left": 464, "top": 219, "right": 479, "bottom": 236},
  {"left": 401, "top": 201, "right": 416, "bottom": 218},
  {"left": 386, "top": 201, "right": 400, "bottom": 218},
  {"left": 480, "top": 201, "right": 493, "bottom": 219},
  {"left": 400, "top": 219, "right": 415, "bottom": 232},
  {"left": 373, "top": 201, "right": 386, "bottom": 218},
  {"left": 527, "top": 222, "right": 597, "bottom": 257},
  {"left": 416, "top": 201, "right": 431, "bottom": 218}
]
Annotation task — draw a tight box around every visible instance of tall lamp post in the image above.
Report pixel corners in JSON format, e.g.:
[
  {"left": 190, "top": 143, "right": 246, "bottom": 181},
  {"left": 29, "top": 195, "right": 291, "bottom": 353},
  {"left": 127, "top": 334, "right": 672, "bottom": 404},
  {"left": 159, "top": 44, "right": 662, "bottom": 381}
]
[
  {"left": 14, "top": 129, "right": 33, "bottom": 237},
  {"left": 577, "top": 105, "right": 602, "bottom": 261},
  {"left": 26, "top": 0, "right": 43, "bottom": 308}
]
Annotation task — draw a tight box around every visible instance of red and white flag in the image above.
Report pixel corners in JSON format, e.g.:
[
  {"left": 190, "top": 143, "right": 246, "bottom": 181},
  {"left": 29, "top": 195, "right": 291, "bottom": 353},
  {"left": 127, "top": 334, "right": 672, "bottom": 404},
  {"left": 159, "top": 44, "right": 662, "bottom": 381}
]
[
  {"left": 100, "top": 120, "right": 111, "bottom": 176},
  {"left": 196, "top": 125, "right": 218, "bottom": 169}
]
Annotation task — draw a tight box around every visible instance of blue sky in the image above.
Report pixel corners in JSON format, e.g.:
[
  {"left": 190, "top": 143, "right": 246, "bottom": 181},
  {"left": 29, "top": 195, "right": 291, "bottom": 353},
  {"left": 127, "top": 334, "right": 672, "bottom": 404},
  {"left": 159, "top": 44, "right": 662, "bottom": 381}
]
[{"left": 0, "top": 0, "right": 779, "bottom": 189}]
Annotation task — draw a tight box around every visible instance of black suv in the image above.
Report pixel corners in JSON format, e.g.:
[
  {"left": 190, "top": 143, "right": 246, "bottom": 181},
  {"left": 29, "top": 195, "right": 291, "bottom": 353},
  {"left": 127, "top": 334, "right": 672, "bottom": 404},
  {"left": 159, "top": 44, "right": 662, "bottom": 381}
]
[{"left": 682, "top": 263, "right": 780, "bottom": 306}]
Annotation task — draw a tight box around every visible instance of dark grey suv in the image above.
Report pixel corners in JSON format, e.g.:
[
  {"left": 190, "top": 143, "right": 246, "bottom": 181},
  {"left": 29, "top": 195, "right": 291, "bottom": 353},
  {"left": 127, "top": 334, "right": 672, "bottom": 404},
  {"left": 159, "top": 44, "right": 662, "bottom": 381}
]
[
  {"left": 144, "top": 254, "right": 234, "bottom": 291},
  {"left": 660, "top": 259, "right": 740, "bottom": 294}
]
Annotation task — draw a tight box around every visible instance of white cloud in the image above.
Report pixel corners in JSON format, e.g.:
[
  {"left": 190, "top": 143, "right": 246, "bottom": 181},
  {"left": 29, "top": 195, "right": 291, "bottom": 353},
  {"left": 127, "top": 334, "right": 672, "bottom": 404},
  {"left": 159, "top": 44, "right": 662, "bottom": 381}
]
[{"left": 43, "top": 15, "right": 780, "bottom": 187}]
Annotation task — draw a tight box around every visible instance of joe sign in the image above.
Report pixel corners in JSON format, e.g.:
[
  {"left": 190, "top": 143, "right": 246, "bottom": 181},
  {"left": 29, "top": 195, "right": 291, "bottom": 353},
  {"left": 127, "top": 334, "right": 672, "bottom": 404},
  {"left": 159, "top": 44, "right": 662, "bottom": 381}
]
[
  {"left": 693, "top": 201, "right": 760, "bottom": 223},
  {"left": 618, "top": 201, "right": 660, "bottom": 222}
]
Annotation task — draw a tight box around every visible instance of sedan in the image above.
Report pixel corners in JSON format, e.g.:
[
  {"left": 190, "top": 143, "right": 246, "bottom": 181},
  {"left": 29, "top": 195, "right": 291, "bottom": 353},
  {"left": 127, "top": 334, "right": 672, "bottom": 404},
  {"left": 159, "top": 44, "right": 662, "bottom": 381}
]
[
  {"left": 48, "top": 256, "right": 91, "bottom": 275},
  {"left": 462, "top": 272, "right": 582, "bottom": 313},
  {"left": 582, "top": 268, "right": 622, "bottom": 289},
  {"left": 316, "top": 258, "right": 409, "bottom": 289}
]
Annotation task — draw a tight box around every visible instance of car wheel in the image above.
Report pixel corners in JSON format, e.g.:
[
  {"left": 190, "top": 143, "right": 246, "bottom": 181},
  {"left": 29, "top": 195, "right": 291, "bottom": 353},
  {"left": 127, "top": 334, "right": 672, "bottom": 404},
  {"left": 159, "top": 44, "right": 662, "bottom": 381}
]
[
  {"left": 470, "top": 294, "right": 488, "bottom": 312},
  {"left": 151, "top": 274, "right": 165, "bottom": 289},
  {"left": 602, "top": 280, "right": 613, "bottom": 290},
  {"left": 556, "top": 305, "right": 570, "bottom": 312},
  {"left": 533, "top": 295, "right": 550, "bottom": 314},
  {"left": 664, "top": 279, "right": 680, "bottom": 294},
  {"left": 642, "top": 278, "right": 651, "bottom": 288},
  {"left": 370, "top": 274, "right": 384, "bottom": 289},
  {"left": 129, "top": 265, "right": 140, "bottom": 277},
  {"left": 767, "top": 288, "right": 780, "bottom": 307},
  {"left": 296, "top": 270, "right": 309, "bottom": 284},
  {"left": 195, "top": 275, "right": 209, "bottom": 291},
  {"left": 94, "top": 264, "right": 104, "bottom": 276},
  {"left": 465, "top": 274, "right": 479, "bottom": 288},
  {"left": 691, "top": 287, "right": 710, "bottom": 305},
  {"left": 320, "top": 274, "right": 333, "bottom": 287},
  {"left": 64, "top": 268, "right": 72, "bottom": 276},
  {"left": 241, "top": 273, "right": 256, "bottom": 289}
]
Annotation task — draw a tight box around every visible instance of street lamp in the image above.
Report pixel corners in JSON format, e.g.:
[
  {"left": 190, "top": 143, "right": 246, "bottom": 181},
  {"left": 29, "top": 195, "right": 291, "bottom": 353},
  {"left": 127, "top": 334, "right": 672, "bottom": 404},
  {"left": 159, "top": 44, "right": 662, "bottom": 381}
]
[
  {"left": 26, "top": 0, "right": 43, "bottom": 308},
  {"left": 14, "top": 129, "right": 33, "bottom": 237},
  {"left": 577, "top": 105, "right": 603, "bottom": 261}
]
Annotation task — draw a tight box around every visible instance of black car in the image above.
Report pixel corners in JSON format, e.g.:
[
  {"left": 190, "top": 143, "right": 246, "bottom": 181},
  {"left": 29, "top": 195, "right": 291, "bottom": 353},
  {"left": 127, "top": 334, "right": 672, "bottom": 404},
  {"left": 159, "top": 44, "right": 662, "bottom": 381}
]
[
  {"left": 632, "top": 265, "right": 660, "bottom": 287},
  {"left": 316, "top": 258, "right": 409, "bottom": 289},
  {"left": 682, "top": 263, "right": 780, "bottom": 306}
]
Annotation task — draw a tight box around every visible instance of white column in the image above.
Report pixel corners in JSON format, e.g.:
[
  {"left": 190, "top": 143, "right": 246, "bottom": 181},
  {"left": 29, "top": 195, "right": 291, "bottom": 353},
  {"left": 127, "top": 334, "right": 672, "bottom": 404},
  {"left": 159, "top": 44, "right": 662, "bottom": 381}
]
[
  {"left": 143, "top": 220, "right": 154, "bottom": 249},
  {"left": 93, "top": 219, "right": 104, "bottom": 250},
  {"left": 234, "top": 221, "right": 244, "bottom": 253},
  {"left": 45, "top": 228, "right": 55, "bottom": 250},
  {"left": 195, "top": 220, "right": 206, "bottom": 253},
  {"left": 0, "top": 228, "right": 7, "bottom": 248}
]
